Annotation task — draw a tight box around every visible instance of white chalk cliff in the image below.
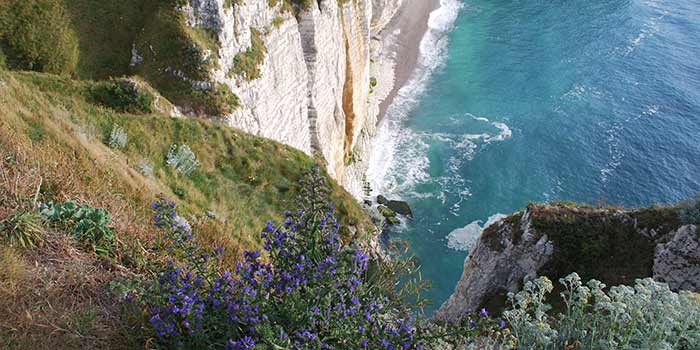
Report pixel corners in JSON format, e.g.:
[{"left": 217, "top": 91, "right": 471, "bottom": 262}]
[{"left": 178, "top": 0, "right": 403, "bottom": 198}]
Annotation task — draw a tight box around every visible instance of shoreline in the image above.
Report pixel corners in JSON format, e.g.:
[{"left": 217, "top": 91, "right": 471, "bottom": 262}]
[{"left": 377, "top": 0, "right": 441, "bottom": 122}]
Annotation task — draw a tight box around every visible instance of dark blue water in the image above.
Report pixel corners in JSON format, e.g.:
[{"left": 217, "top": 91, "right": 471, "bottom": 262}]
[{"left": 369, "top": 0, "right": 700, "bottom": 314}]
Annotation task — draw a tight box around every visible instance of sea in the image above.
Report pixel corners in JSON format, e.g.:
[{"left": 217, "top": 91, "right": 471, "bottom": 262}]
[{"left": 368, "top": 0, "right": 700, "bottom": 314}]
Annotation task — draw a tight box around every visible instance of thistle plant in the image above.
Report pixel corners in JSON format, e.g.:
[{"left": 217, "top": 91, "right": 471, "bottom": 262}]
[
  {"left": 166, "top": 144, "right": 200, "bottom": 176},
  {"left": 136, "top": 158, "right": 154, "bottom": 177},
  {"left": 108, "top": 123, "right": 128, "bottom": 149}
]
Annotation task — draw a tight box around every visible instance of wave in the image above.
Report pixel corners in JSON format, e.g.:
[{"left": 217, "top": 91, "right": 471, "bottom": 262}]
[
  {"left": 367, "top": 0, "right": 463, "bottom": 198},
  {"left": 446, "top": 213, "right": 508, "bottom": 251}
]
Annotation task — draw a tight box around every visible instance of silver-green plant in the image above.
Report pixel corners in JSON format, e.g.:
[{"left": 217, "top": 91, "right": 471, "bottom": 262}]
[
  {"left": 166, "top": 144, "right": 200, "bottom": 175},
  {"left": 108, "top": 124, "right": 128, "bottom": 149},
  {"left": 136, "top": 158, "right": 153, "bottom": 177},
  {"left": 504, "top": 273, "right": 700, "bottom": 350},
  {"left": 503, "top": 276, "right": 557, "bottom": 348}
]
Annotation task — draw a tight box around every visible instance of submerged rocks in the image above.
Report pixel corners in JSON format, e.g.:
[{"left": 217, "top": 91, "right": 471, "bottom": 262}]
[
  {"left": 377, "top": 195, "right": 413, "bottom": 218},
  {"left": 386, "top": 200, "right": 413, "bottom": 218},
  {"left": 378, "top": 205, "right": 401, "bottom": 225}
]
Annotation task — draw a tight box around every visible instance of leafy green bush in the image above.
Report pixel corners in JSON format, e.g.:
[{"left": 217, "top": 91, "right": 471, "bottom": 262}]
[
  {"left": 90, "top": 79, "right": 153, "bottom": 114},
  {"left": 0, "top": 210, "right": 43, "bottom": 248},
  {"left": 504, "top": 273, "right": 700, "bottom": 350},
  {"left": 191, "top": 83, "right": 240, "bottom": 116},
  {"left": 41, "top": 201, "right": 114, "bottom": 256},
  {"left": 0, "top": 0, "right": 79, "bottom": 75}
]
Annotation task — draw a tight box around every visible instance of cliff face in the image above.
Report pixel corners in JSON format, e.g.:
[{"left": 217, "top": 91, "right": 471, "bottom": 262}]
[
  {"left": 174, "top": 0, "right": 402, "bottom": 196},
  {"left": 435, "top": 203, "right": 700, "bottom": 321}
]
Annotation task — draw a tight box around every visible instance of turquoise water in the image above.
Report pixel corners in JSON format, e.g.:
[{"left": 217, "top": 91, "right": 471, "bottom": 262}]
[{"left": 369, "top": 0, "right": 700, "bottom": 314}]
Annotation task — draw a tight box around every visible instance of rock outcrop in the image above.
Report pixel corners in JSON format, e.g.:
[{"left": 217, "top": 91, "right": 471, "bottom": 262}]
[
  {"left": 173, "top": 0, "right": 403, "bottom": 196},
  {"left": 435, "top": 207, "right": 554, "bottom": 320},
  {"left": 654, "top": 225, "right": 700, "bottom": 291},
  {"left": 378, "top": 195, "right": 413, "bottom": 218},
  {"left": 435, "top": 203, "right": 699, "bottom": 321}
]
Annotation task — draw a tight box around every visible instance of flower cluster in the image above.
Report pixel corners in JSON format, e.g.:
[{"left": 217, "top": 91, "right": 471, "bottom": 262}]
[
  {"left": 152, "top": 199, "right": 192, "bottom": 243},
  {"left": 145, "top": 199, "right": 432, "bottom": 349},
  {"left": 143, "top": 168, "right": 503, "bottom": 349}
]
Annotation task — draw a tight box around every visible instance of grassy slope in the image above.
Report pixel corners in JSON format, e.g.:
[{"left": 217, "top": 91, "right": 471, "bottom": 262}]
[
  {"left": 0, "top": 0, "right": 237, "bottom": 115},
  {"left": 1, "top": 69, "right": 372, "bottom": 253},
  {"left": 62, "top": 0, "right": 160, "bottom": 79},
  {"left": 0, "top": 69, "right": 373, "bottom": 348}
]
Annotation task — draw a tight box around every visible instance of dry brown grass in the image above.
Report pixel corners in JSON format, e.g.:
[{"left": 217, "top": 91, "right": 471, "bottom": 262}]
[
  {"left": 0, "top": 118, "right": 153, "bottom": 348},
  {"left": 0, "top": 231, "right": 152, "bottom": 349},
  {"left": 0, "top": 72, "right": 161, "bottom": 348},
  {"left": 0, "top": 71, "right": 161, "bottom": 240}
]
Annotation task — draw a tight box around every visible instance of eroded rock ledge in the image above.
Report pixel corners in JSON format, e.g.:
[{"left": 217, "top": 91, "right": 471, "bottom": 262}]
[{"left": 435, "top": 203, "right": 700, "bottom": 321}]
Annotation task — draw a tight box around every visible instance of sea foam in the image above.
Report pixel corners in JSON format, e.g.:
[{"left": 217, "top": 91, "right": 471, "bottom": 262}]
[
  {"left": 367, "top": 0, "right": 463, "bottom": 198},
  {"left": 446, "top": 214, "right": 508, "bottom": 251}
]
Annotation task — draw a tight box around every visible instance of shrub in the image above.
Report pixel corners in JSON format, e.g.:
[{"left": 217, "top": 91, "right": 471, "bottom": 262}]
[
  {"left": 679, "top": 196, "right": 700, "bottom": 225},
  {"left": 0, "top": 0, "right": 79, "bottom": 75},
  {"left": 191, "top": 83, "right": 240, "bottom": 116},
  {"left": 0, "top": 210, "right": 43, "bottom": 248},
  {"left": 90, "top": 79, "right": 153, "bottom": 113},
  {"left": 108, "top": 124, "right": 128, "bottom": 149},
  {"left": 166, "top": 144, "right": 200, "bottom": 176},
  {"left": 41, "top": 201, "right": 114, "bottom": 256},
  {"left": 272, "top": 16, "right": 284, "bottom": 28},
  {"left": 504, "top": 273, "right": 700, "bottom": 350}
]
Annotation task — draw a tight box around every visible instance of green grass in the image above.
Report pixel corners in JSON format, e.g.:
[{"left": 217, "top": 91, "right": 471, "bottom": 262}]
[
  {"left": 0, "top": 0, "right": 237, "bottom": 116},
  {"left": 477, "top": 202, "right": 685, "bottom": 314},
  {"left": 2, "top": 69, "right": 373, "bottom": 254},
  {"left": 230, "top": 28, "right": 267, "bottom": 81},
  {"left": 528, "top": 203, "right": 683, "bottom": 311},
  {"left": 0, "top": 0, "right": 79, "bottom": 75},
  {"left": 61, "top": 0, "right": 160, "bottom": 79}
]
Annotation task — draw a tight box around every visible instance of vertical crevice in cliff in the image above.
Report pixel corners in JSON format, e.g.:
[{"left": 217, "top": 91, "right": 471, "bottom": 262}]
[
  {"left": 298, "top": 9, "right": 322, "bottom": 156},
  {"left": 341, "top": 35, "right": 356, "bottom": 162}
]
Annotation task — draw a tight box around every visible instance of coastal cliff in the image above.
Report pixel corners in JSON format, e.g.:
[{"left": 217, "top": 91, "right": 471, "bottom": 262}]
[
  {"left": 158, "top": 0, "right": 406, "bottom": 197},
  {"left": 0, "top": 0, "right": 411, "bottom": 199},
  {"left": 435, "top": 202, "right": 700, "bottom": 321}
]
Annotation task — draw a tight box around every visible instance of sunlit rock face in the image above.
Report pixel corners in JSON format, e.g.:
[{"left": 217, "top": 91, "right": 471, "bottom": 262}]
[
  {"left": 436, "top": 204, "right": 700, "bottom": 322},
  {"left": 179, "top": 0, "right": 403, "bottom": 196}
]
